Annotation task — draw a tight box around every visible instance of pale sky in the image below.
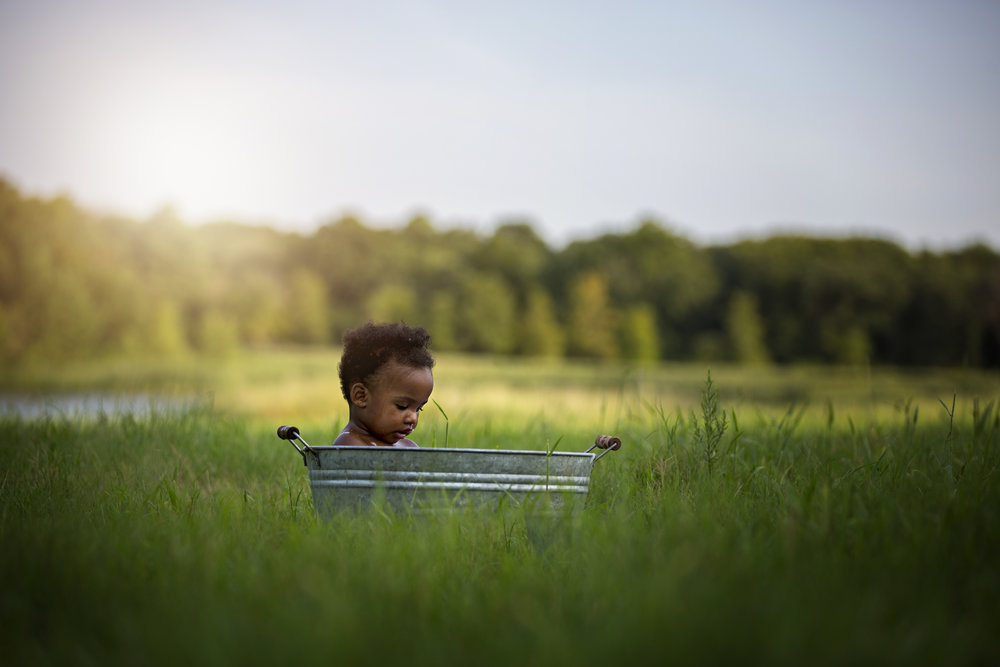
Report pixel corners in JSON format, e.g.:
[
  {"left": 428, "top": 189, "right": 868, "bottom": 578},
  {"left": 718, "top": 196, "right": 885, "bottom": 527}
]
[{"left": 2, "top": 0, "right": 998, "bottom": 249}]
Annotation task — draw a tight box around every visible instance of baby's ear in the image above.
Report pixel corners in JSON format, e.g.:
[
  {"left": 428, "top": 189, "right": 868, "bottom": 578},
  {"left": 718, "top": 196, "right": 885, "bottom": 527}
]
[{"left": 349, "top": 382, "right": 369, "bottom": 408}]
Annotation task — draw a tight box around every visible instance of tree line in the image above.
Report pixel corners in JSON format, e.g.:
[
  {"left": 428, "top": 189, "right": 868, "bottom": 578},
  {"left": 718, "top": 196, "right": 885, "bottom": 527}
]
[{"left": 1, "top": 177, "right": 998, "bottom": 367}]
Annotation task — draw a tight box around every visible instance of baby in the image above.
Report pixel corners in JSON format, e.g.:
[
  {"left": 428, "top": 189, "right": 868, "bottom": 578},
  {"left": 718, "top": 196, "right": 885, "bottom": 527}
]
[{"left": 333, "top": 322, "right": 435, "bottom": 447}]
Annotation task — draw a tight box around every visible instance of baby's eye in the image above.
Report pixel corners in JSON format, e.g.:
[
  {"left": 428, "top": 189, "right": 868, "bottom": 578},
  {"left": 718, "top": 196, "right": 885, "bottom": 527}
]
[{"left": 395, "top": 404, "right": 408, "bottom": 411}]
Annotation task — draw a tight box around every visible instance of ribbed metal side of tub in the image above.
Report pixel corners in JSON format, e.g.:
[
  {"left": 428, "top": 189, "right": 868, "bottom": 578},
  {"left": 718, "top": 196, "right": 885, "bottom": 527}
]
[{"left": 303, "top": 446, "right": 596, "bottom": 516}]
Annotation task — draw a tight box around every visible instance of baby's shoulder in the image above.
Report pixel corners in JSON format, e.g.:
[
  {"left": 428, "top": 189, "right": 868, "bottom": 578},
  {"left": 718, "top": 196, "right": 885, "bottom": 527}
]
[{"left": 333, "top": 430, "right": 368, "bottom": 446}]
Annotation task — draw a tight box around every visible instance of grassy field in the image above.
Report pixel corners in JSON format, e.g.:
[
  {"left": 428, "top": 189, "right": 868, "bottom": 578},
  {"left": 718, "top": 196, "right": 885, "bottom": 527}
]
[{"left": 2, "top": 350, "right": 999, "bottom": 665}]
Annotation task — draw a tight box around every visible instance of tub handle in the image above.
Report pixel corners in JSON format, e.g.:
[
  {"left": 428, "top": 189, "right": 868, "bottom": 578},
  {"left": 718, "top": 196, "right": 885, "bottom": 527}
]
[
  {"left": 277, "top": 425, "right": 317, "bottom": 466},
  {"left": 586, "top": 435, "right": 622, "bottom": 462}
]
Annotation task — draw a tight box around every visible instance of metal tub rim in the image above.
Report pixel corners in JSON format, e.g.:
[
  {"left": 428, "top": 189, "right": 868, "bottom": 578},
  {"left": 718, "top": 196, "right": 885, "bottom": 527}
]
[
  {"left": 303, "top": 444, "right": 597, "bottom": 457},
  {"left": 276, "top": 427, "right": 620, "bottom": 517}
]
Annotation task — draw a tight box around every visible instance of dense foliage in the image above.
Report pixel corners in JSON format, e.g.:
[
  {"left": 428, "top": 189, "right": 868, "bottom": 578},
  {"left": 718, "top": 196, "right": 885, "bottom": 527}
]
[{"left": 2, "top": 177, "right": 998, "bottom": 366}]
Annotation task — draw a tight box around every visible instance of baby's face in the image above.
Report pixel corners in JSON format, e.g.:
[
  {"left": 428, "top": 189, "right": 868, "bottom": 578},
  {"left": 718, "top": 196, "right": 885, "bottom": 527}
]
[{"left": 359, "top": 360, "right": 434, "bottom": 445}]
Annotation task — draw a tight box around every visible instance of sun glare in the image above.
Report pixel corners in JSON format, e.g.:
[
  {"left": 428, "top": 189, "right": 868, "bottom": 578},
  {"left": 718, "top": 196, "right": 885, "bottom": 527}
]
[{"left": 86, "top": 66, "right": 265, "bottom": 220}]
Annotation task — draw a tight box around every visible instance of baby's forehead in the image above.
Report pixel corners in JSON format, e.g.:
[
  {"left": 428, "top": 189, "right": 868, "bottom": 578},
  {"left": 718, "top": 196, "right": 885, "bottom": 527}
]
[{"left": 371, "top": 359, "right": 432, "bottom": 387}]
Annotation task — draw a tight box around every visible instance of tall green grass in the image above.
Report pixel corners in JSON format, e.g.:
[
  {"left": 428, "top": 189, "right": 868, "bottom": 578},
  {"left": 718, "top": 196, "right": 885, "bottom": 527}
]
[{"left": 2, "top": 372, "right": 998, "bottom": 665}]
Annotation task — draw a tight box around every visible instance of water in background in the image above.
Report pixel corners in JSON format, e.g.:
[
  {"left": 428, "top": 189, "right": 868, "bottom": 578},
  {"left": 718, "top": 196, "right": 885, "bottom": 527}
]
[{"left": 0, "top": 393, "right": 203, "bottom": 419}]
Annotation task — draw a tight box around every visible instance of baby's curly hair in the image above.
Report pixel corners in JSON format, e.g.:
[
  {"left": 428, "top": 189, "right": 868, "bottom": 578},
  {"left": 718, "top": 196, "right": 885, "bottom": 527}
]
[{"left": 338, "top": 322, "right": 435, "bottom": 399}]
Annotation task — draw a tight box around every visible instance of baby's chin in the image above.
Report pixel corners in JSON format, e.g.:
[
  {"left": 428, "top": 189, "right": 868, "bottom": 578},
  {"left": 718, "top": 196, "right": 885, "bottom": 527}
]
[
  {"left": 387, "top": 428, "right": 415, "bottom": 443},
  {"left": 371, "top": 433, "right": 411, "bottom": 446}
]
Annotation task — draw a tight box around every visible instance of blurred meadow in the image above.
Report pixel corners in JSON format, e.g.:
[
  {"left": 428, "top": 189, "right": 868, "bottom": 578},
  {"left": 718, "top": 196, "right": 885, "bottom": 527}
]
[
  {"left": 4, "top": 346, "right": 999, "bottom": 436},
  {"left": 2, "top": 180, "right": 1000, "bottom": 665}
]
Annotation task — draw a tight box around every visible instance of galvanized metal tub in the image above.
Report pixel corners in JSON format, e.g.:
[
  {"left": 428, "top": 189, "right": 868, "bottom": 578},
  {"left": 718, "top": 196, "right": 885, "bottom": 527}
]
[{"left": 277, "top": 426, "right": 620, "bottom": 517}]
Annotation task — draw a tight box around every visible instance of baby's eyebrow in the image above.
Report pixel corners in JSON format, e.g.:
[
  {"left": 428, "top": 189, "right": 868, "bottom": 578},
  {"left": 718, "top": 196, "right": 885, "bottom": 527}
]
[{"left": 395, "top": 396, "right": 429, "bottom": 408}]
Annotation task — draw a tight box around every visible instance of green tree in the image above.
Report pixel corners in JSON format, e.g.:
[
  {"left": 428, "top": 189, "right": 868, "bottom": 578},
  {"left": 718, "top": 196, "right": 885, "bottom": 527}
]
[
  {"left": 284, "top": 269, "right": 331, "bottom": 345},
  {"left": 427, "top": 291, "right": 458, "bottom": 351},
  {"left": 196, "top": 310, "right": 240, "bottom": 357},
  {"left": 365, "top": 284, "right": 419, "bottom": 324},
  {"left": 621, "top": 303, "right": 659, "bottom": 362},
  {"left": 725, "top": 290, "right": 771, "bottom": 365},
  {"left": 2, "top": 175, "right": 999, "bottom": 368},
  {"left": 298, "top": 216, "right": 382, "bottom": 336},
  {"left": 229, "top": 275, "right": 283, "bottom": 346},
  {"left": 0, "top": 302, "right": 16, "bottom": 363},
  {"left": 454, "top": 273, "right": 517, "bottom": 354},
  {"left": 824, "top": 325, "right": 871, "bottom": 366},
  {"left": 146, "top": 300, "right": 189, "bottom": 358},
  {"left": 518, "top": 288, "right": 565, "bottom": 357},
  {"left": 949, "top": 244, "right": 1000, "bottom": 366},
  {"left": 475, "top": 222, "right": 552, "bottom": 299},
  {"left": 717, "top": 236, "right": 913, "bottom": 363},
  {"left": 566, "top": 271, "right": 618, "bottom": 359},
  {"left": 553, "top": 220, "right": 718, "bottom": 358},
  {"left": 17, "top": 225, "right": 102, "bottom": 362}
]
